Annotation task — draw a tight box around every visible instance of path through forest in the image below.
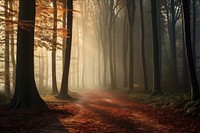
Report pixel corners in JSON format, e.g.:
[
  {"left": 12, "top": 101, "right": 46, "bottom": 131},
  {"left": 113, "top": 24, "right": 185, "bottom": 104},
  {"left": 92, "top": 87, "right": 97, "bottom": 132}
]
[
  {"left": 42, "top": 89, "right": 200, "bottom": 133},
  {"left": 1, "top": 89, "right": 200, "bottom": 132}
]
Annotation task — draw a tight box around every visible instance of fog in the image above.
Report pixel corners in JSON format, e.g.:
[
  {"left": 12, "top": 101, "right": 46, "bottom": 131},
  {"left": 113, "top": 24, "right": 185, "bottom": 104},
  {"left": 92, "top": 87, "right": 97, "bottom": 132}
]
[{"left": 1, "top": 0, "right": 200, "bottom": 96}]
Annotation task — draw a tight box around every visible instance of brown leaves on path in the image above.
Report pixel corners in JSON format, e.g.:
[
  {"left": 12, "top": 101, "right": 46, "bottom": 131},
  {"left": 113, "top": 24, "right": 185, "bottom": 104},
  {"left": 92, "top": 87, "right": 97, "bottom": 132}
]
[{"left": 1, "top": 89, "right": 200, "bottom": 133}]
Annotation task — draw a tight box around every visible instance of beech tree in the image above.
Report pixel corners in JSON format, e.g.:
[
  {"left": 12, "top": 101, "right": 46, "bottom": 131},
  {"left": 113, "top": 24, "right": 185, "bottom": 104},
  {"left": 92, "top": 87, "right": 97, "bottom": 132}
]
[
  {"left": 151, "top": 0, "right": 162, "bottom": 95},
  {"left": 10, "top": 0, "right": 47, "bottom": 109},
  {"left": 127, "top": 0, "right": 136, "bottom": 91},
  {"left": 4, "top": 0, "right": 10, "bottom": 98},
  {"left": 58, "top": 0, "right": 73, "bottom": 99},
  {"left": 182, "top": 0, "right": 200, "bottom": 100},
  {"left": 52, "top": 0, "right": 59, "bottom": 94},
  {"left": 140, "top": 0, "right": 148, "bottom": 92}
]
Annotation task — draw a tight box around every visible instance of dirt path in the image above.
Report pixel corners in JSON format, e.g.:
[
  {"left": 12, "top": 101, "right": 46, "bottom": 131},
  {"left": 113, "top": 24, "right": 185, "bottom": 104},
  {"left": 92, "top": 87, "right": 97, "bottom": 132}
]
[
  {"left": 42, "top": 89, "right": 200, "bottom": 133},
  {"left": 1, "top": 89, "right": 200, "bottom": 133}
]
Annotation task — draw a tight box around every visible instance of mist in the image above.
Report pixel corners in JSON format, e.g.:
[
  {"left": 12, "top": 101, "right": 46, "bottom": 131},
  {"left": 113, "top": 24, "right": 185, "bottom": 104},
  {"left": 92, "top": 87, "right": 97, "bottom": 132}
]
[{"left": 1, "top": 0, "right": 200, "bottom": 132}]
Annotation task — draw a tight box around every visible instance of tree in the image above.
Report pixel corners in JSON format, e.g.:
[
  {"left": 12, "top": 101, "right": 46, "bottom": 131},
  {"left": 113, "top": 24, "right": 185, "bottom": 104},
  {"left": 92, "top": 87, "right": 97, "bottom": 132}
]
[
  {"left": 58, "top": 0, "right": 73, "bottom": 99},
  {"left": 122, "top": 13, "right": 128, "bottom": 88},
  {"left": 127, "top": 0, "right": 136, "bottom": 91},
  {"left": 140, "top": 0, "right": 148, "bottom": 92},
  {"left": 151, "top": 0, "right": 162, "bottom": 95},
  {"left": 182, "top": 0, "right": 200, "bottom": 100},
  {"left": 62, "top": 0, "right": 67, "bottom": 67},
  {"left": 52, "top": 0, "right": 59, "bottom": 94},
  {"left": 10, "top": 0, "right": 16, "bottom": 90},
  {"left": 10, "top": 0, "right": 47, "bottom": 109},
  {"left": 4, "top": 0, "right": 11, "bottom": 98},
  {"left": 192, "top": 0, "right": 197, "bottom": 65},
  {"left": 163, "top": 0, "right": 182, "bottom": 89}
]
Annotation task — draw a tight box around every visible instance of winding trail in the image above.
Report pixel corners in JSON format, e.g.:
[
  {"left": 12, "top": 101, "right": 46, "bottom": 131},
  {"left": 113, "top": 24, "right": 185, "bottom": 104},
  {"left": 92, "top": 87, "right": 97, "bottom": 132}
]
[{"left": 42, "top": 89, "right": 186, "bottom": 133}]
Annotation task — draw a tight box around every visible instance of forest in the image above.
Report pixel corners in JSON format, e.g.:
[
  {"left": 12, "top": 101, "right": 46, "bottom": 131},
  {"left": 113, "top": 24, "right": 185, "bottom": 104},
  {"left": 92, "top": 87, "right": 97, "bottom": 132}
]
[{"left": 1, "top": 0, "right": 200, "bottom": 132}]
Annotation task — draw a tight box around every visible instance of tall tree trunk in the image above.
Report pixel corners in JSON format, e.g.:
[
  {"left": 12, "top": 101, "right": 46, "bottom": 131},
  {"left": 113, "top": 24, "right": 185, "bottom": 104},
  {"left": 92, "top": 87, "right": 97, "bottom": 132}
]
[
  {"left": 81, "top": 44, "right": 85, "bottom": 88},
  {"left": 151, "top": 0, "right": 162, "bottom": 95},
  {"left": 52, "top": 0, "right": 58, "bottom": 94},
  {"left": 97, "top": 36, "right": 102, "bottom": 86},
  {"left": 62, "top": 0, "right": 67, "bottom": 67},
  {"left": 157, "top": 0, "right": 162, "bottom": 78},
  {"left": 4, "top": 0, "right": 11, "bottom": 99},
  {"left": 127, "top": 0, "right": 136, "bottom": 91},
  {"left": 102, "top": 49, "right": 107, "bottom": 86},
  {"left": 123, "top": 14, "right": 128, "bottom": 88},
  {"left": 182, "top": 0, "right": 200, "bottom": 100},
  {"left": 169, "top": 0, "right": 178, "bottom": 89},
  {"left": 10, "top": 0, "right": 47, "bottom": 109},
  {"left": 193, "top": 0, "right": 196, "bottom": 66},
  {"left": 108, "top": 1, "right": 115, "bottom": 89},
  {"left": 112, "top": 21, "right": 117, "bottom": 89},
  {"left": 108, "top": 28, "right": 115, "bottom": 89},
  {"left": 76, "top": 21, "right": 79, "bottom": 88},
  {"left": 10, "top": 0, "right": 16, "bottom": 90},
  {"left": 45, "top": 50, "right": 49, "bottom": 87},
  {"left": 140, "top": 0, "right": 148, "bottom": 92},
  {"left": 59, "top": 0, "right": 73, "bottom": 99},
  {"left": 182, "top": 17, "right": 189, "bottom": 90},
  {"left": 39, "top": 49, "right": 44, "bottom": 89}
]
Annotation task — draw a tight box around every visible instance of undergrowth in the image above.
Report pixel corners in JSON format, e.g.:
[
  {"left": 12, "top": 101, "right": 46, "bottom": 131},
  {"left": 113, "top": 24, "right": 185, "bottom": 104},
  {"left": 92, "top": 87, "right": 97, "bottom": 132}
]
[{"left": 125, "top": 89, "right": 200, "bottom": 116}]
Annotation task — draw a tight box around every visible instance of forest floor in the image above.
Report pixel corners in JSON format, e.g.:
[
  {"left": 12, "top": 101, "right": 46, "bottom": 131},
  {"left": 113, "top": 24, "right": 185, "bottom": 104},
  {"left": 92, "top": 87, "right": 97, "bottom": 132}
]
[{"left": 0, "top": 89, "right": 200, "bottom": 133}]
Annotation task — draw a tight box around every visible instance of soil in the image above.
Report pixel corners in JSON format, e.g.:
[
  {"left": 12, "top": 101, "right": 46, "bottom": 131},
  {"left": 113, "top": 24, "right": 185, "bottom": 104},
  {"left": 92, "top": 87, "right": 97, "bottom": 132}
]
[{"left": 0, "top": 89, "right": 200, "bottom": 133}]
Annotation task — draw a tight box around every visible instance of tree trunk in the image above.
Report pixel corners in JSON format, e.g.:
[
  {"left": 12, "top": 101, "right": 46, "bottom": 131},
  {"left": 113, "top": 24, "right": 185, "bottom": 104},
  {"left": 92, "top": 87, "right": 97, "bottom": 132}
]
[
  {"left": 10, "top": 0, "right": 16, "bottom": 90},
  {"left": 151, "top": 0, "right": 162, "bottom": 95},
  {"left": 182, "top": 0, "right": 200, "bottom": 100},
  {"left": 123, "top": 14, "right": 128, "bottom": 88},
  {"left": 39, "top": 49, "right": 44, "bottom": 89},
  {"left": 10, "top": 0, "right": 47, "bottom": 109},
  {"left": 62, "top": 0, "right": 67, "bottom": 67},
  {"left": 192, "top": 0, "right": 196, "bottom": 66},
  {"left": 182, "top": 17, "right": 189, "bottom": 90},
  {"left": 97, "top": 35, "right": 102, "bottom": 86},
  {"left": 52, "top": 0, "right": 58, "bottom": 94},
  {"left": 45, "top": 50, "right": 49, "bottom": 87},
  {"left": 76, "top": 21, "right": 79, "bottom": 88},
  {"left": 157, "top": 0, "right": 162, "bottom": 78},
  {"left": 108, "top": 1, "right": 115, "bottom": 89},
  {"left": 127, "top": 0, "right": 136, "bottom": 91},
  {"left": 4, "top": 0, "right": 11, "bottom": 98},
  {"left": 58, "top": 0, "right": 73, "bottom": 99},
  {"left": 140, "top": 0, "right": 148, "bottom": 92},
  {"left": 112, "top": 21, "right": 117, "bottom": 89},
  {"left": 108, "top": 28, "right": 115, "bottom": 89},
  {"left": 170, "top": 0, "right": 177, "bottom": 89}
]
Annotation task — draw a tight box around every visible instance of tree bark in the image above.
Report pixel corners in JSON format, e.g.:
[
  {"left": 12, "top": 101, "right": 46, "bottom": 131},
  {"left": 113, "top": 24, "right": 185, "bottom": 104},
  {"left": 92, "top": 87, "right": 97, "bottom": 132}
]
[
  {"left": 62, "top": 0, "right": 67, "bottom": 67},
  {"left": 52, "top": 0, "right": 58, "bottom": 94},
  {"left": 10, "top": 0, "right": 47, "bottom": 109},
  {"left": 192, "top": 0, "right": 196, "bottom": 66},
  {"left": 170, "top": 0, "right": 178, "bottom": 89},
  {"left": 4, "top": 0, "right": 11, "bottom": 98},
  {"left": 123, "top": 14, "right": 128, "bottom": 88},
  {"left": 10, "top": 0, "right": 16, "bottom": 90},
  {"left": 140, "top": 0, "right": 148, "bottom": 92},
  {"left": 45, "top": 50, "right": 49, "bottom": 87},
  {"left": 182, "top": 0, "right": 200, "bottom": 100},
  {"left": 58, "top": 0, "right": 73, "bottom": 99},
  {"left": 151, "top": 0, "right": 162, "bottom": 95},
  {"left": 127, "top": 0, "right": 136, "bottom": 91}
]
